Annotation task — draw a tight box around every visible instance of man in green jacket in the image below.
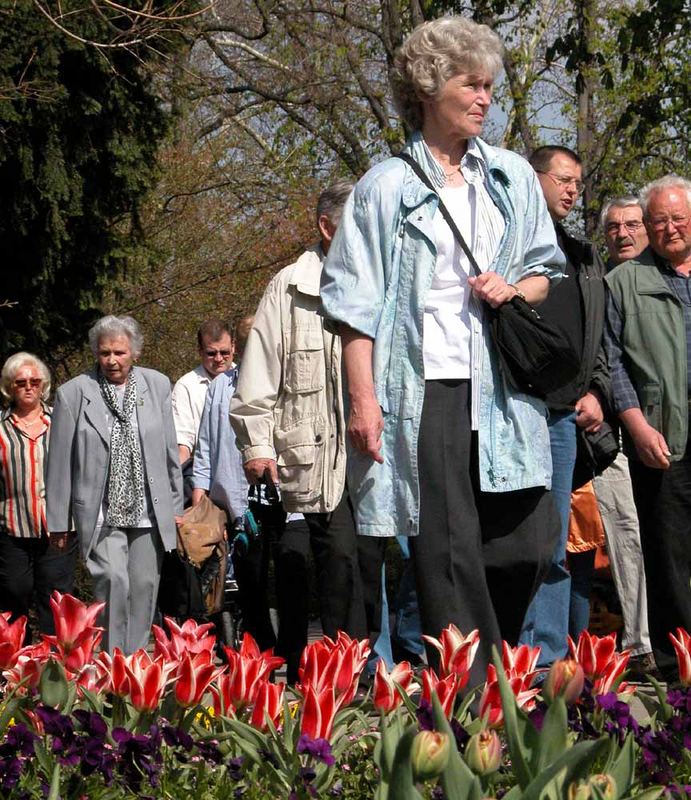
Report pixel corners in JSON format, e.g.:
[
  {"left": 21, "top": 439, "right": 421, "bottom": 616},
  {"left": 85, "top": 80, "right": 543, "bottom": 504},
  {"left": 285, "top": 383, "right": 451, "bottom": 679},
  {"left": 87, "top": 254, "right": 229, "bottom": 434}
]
[{"left": 604, "top": 175, "right": 691, "bottom": 683}]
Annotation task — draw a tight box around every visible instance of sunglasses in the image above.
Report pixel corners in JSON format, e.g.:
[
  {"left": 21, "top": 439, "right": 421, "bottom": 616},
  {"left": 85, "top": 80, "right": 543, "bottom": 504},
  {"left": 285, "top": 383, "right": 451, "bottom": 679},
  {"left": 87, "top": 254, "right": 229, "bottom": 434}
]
[
  {"left": 14, "top": 378, "right": 42, "bottom": 389},
  {"left": 204, "top": 349, "right": 232, "bottom": 358}
]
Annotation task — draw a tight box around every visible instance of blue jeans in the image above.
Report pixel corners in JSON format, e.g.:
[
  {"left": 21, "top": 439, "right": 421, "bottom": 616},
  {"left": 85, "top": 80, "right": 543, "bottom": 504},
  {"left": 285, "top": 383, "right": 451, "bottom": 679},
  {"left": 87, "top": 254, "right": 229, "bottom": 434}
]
[
  {"left": 369, "top": 564, "right": 393, "bottom": 673},
  {"left": 393, "top": 536, "right": 424, "bottom": 657},
  {"left": 520, "top": 410, "right": 577, "bottom": 667}
]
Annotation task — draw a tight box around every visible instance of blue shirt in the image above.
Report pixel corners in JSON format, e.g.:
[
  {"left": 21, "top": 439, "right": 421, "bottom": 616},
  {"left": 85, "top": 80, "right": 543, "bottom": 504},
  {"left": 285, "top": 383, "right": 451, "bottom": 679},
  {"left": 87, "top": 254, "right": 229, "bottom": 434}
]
[
  {"left": 192, "top": 368, "right": 248, "bottom": 520},
  {"left": 320, "top": 133, "right": 565, "bottom": 537}
]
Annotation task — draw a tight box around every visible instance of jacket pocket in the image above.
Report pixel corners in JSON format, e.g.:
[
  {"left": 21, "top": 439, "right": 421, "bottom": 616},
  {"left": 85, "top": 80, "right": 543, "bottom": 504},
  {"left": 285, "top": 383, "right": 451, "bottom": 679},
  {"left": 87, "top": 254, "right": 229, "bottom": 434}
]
[
  {"left": 274, "top": 422, "right": 324, "bottom": 502},
  {"left": 639, "top": 383, "right": 662, "bottom": 431},
  {"left": 285, "top": 328, "right": 325, "bottom": 394}
]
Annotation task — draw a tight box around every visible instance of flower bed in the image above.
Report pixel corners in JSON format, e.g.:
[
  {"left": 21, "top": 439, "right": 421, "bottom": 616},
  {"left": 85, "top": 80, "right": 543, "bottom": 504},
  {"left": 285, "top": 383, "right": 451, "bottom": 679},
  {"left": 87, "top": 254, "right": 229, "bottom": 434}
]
[{"left": 1, "top": 593, "right": 690, "bottom": 798}]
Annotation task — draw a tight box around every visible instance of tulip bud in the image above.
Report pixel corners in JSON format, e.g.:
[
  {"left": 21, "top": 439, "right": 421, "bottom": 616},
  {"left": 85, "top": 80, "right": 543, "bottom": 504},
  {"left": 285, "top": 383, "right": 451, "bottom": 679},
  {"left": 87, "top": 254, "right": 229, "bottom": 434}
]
[
  {"left": 568, "top": 774, "right": 617, "bottom": 800},
  {"left": 465, "top": 729, "right": 502, "bottom": 776},
  {"left": 544, "top": 659, "right": 584, "bottom": 704},
  {"left": 411, "top": 731, "right": 451, "bottom": 781}
]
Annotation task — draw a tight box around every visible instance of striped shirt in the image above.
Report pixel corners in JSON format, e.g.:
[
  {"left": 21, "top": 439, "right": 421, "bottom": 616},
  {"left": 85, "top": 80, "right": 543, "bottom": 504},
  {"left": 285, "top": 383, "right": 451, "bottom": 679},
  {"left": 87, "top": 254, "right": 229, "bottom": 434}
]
[{"left": 0, "top": 405, "right": 51, "bottom": 538}]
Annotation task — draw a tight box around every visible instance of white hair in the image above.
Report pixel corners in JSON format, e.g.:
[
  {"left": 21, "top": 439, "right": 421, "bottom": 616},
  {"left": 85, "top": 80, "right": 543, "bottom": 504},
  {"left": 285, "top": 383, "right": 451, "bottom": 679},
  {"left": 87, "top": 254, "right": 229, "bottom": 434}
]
[
  {"left": 88, "top": 315, "right": 144, "bottom": 359},
  {"left": 639, "top": 175, "right": 691, "bottom": 217}
]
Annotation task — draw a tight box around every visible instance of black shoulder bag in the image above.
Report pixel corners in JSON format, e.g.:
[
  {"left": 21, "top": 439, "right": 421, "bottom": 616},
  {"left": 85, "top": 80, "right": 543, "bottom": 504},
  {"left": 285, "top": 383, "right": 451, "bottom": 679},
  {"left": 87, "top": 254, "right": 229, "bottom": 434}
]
[{"left": 397, "top": 153, "right": 579, "bottom": 398}]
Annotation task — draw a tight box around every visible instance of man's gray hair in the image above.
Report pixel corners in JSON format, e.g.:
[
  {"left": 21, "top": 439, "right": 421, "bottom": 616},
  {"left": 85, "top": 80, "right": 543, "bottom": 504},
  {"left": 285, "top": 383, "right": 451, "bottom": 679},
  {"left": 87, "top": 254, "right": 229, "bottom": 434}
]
[
  {"left": 392, "top": 16, "right": 504, "bottom": 131},
  {"left": 599, "top": 196, "right": 642, "bottom": 230},
  {"left": 88, "top": 315, "right": 144, "bottom": 359},
  {"left": 0, "top": 352, "right": 51, "bottom": 403},
  {"left": 316, "top": 179, "right": 355, "bottom": 229},
  {"left": 640, "top": 175, "right": 691, "bottom": 217}
]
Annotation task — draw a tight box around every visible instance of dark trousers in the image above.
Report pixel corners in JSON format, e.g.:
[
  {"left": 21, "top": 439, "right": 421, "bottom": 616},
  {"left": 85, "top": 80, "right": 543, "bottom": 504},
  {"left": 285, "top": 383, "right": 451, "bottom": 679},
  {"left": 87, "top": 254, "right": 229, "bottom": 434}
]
[
  {"left": 275, "top": 491, "right": 386, "bottom": 683},
  {"left": 410, "top": 380, "right": 559, "bottom": 686},
  {"left": 630, "top": 440, "right": 691, "bottom": 682},
  {"left": 231, "top": 519, "right": 278, "bottom": 653},
  {"left": 0, "top": 530, "right": 78, "bottom": 641}
]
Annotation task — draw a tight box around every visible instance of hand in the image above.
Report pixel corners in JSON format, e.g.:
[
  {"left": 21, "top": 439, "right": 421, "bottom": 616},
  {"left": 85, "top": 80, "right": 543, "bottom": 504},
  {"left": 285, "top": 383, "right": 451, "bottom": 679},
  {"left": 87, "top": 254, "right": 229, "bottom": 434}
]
[
  {"left": 468, "top": 271, "right": 516, "bottom": 309},
  {"left": 191, "top": 488, "right": 207, "bottom": 506},
  {"left": 348, "top": 391, "right": 384, "bottom": 463},
  {"left": 48, "top": 532, "right": 72, "bottom": 551},
  {"left": 630, "top": 422, "right": 671, "bottom": 469},
  {"left": 244, "top": 458, "right": 279, "bottom": 485},
  {"left": 575, "top": 392, "right": 604, "bottom": 432}
]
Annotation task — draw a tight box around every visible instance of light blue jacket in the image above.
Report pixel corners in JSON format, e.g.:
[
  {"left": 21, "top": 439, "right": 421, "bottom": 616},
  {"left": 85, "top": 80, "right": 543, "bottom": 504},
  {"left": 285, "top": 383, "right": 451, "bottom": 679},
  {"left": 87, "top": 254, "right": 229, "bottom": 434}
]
[
  {"left": 193, "top": 367, "right": 249, "bottom": 520},
  {"left": 320, "top": 133, "right": 565, "bottom": 538}
]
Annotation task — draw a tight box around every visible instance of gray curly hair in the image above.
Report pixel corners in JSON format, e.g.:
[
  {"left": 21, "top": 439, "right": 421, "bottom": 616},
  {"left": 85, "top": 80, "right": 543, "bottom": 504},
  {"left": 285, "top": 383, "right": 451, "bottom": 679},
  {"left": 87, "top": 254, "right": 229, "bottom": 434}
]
[
  {"left": 88, "top": 315, "right": 144, "bottom": 359},
  {"left": 391, "top": 16, "right": 504, "bottom": 132}
]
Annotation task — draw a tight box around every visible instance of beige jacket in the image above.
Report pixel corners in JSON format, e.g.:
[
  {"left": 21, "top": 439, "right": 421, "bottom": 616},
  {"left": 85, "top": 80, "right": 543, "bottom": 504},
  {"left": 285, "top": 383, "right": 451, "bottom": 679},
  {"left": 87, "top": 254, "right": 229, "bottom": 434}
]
[{"left": 229, "top": 246, "right": 346, "bottom": 513}]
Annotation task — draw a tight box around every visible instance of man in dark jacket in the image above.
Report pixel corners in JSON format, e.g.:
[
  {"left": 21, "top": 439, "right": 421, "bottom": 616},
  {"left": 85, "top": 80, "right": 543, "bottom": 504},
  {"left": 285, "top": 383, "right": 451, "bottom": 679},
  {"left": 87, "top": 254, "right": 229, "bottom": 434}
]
[{"left": 519, "top": 145, "right": 611, "bottom": 667}]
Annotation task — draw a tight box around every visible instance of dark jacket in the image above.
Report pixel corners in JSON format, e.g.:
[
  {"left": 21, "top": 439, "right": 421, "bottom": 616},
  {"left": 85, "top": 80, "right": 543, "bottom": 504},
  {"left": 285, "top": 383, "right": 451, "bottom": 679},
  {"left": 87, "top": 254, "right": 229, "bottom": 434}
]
[{"left": 556, "top": 224, "right": 612, "bottom": 414}]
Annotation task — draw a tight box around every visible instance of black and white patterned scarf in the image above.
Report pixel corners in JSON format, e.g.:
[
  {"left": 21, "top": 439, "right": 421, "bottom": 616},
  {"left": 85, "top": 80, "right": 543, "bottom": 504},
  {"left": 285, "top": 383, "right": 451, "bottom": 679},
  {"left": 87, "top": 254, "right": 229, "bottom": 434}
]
[{"left": 99, "top": 371, "right": 145, "bottom": 528}]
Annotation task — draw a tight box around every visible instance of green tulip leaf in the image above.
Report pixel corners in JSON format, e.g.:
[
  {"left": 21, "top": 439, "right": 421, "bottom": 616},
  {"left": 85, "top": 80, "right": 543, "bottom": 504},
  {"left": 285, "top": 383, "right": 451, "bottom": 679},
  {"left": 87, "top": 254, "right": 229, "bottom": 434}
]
[
  {"left": 644, "top": 676, "right": 672, "bottom": 721},
  {"left": 520, "top": 738, "right": 609, "bottom": 800},
  {"left": 537, "top": 696, "right": 569, "bottom": 770},
  {"left": 432, "top": 693, "right": 483, "bottom": 800},
  {"left": 621, "top": 787, "right": 665, "bottom": 800},
  {"left": 388, "top": 725, "right": 426, "bottom": 800},
  {"left": 39, "top": 659, "right": 69, "bottom": 709},
  {"left": 605, "top": 733, "right": 636, "bottom": 796},
  {"left": 47, "top": 763, "right": 61, "bottom": 800}
]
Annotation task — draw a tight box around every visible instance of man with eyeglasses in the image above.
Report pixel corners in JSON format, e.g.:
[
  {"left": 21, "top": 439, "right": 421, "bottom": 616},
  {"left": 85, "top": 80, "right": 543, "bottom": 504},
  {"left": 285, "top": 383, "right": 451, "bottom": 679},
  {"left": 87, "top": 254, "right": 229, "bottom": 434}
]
[
  {"left": 591, "top": 196, "right": 655, "bottom": 679},
  {"left": 172, "top": 319, "right": 235, "bottom": 467},
  {"left": 520, "top": 145, "right": 611, "bottom": 668},
  {"left": 604, "top": 175, "right": 691, "bottom": 684},
  {"left": 602, "top": 197, "right": 650, "bottom": 266}
]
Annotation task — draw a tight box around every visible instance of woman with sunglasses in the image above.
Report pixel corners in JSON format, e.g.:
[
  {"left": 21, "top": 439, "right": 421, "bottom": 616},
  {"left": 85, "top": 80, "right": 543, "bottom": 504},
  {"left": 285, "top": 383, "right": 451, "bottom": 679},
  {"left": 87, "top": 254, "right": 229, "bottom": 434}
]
[{"left": 0, "top": 352, "right": 77, "bottom": 640}]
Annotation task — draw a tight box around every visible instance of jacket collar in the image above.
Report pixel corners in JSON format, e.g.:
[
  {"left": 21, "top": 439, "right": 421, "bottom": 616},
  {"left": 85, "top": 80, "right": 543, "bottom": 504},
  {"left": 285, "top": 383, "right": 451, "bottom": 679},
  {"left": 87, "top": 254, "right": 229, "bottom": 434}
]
[
  {"left": 400, "top": 131, "right": 497, "bottom": 210},
  {"left": 83, "top": 367, "right": 148, "bottom": 444},
  {"left": 288, "top": 246, "right": 324, "bottom": 297}
]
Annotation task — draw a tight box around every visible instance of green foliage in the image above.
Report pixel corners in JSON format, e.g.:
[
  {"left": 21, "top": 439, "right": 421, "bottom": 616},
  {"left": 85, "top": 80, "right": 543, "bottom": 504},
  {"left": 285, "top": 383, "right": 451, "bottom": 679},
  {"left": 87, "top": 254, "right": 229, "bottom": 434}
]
[{"left": 0, "top": 1, "right": 189, "bottom": 366}]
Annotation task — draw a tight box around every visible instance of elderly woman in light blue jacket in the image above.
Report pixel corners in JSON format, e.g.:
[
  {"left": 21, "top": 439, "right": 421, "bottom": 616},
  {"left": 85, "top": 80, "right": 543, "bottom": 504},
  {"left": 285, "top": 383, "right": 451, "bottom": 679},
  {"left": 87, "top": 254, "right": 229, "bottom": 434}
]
[{"left": 321, "top": 16, "right": 563, "bottom": 682}]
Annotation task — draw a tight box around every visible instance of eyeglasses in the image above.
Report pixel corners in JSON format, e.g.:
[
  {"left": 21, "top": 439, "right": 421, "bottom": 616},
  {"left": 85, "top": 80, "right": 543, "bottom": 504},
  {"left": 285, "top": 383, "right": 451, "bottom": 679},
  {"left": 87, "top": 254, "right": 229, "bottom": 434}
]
[
  {"left": 605, "top": 220, "right": 644, "bottom": 234},
  {"left": 536, "top": 171, "right": 585, "bottom": 195},
  {"left": 647, "top": 215, "right": 689, "bottom": 232},
  {"left": 204, "top": 349, "right": 232, "bottom": 358},
  {"left": 14, "top": 378, "right": 42, "bottom": 389}
]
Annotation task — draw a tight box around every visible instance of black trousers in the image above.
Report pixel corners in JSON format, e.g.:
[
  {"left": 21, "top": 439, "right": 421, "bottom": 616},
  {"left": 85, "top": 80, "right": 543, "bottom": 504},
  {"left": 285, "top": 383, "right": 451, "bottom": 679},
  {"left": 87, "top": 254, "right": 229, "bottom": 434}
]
[
  {"left": 233, "top": 489, "right": 386, "bottom": 683},
  {"left": 630, "top": 433, "right": 691, "bottom": 682},
  {"left": 275, "top": 491, "right": 385, "bottom": 683},
  {"left": 0, "top": 530, "right": 78, "bottom": 641},
  {"left": 410, "top": 380, "right": 559, "bottom": 687}
]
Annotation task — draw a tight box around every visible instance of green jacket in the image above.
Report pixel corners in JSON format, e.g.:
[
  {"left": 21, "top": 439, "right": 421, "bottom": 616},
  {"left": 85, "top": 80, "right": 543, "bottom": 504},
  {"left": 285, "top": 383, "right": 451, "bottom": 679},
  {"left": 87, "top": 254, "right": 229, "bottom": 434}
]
[{"left": 605, "top": 247, "right": 688, "bottom": 459}]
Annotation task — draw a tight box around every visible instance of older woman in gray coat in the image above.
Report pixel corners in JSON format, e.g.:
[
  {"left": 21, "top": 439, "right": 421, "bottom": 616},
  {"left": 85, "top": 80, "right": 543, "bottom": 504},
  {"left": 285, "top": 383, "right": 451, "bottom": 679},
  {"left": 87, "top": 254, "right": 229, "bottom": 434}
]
[{"left": 46, "top": 315, "right": 183, "bottom": 653}]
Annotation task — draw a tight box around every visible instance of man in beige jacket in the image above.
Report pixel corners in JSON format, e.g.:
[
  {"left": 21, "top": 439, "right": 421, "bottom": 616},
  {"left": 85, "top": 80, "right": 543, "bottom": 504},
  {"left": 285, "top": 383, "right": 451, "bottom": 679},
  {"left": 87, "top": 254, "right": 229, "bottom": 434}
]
[{"left": 230, "top": 180, "right": 385, "bottom": 682}]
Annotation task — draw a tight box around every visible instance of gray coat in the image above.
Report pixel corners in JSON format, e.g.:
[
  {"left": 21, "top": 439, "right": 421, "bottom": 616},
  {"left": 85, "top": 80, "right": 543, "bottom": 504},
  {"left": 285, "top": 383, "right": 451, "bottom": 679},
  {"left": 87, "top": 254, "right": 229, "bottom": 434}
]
[{"left": 46, "top": 366, "right": 183, "bottom": 558}]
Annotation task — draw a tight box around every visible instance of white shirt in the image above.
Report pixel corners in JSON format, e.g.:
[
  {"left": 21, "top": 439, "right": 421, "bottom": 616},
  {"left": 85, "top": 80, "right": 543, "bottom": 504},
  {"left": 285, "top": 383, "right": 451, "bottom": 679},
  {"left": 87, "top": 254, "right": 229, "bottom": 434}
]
[
  {"left": 172, "top": 364, "right": 212, "bottom": 454},
  {"left": 424, "top": 184, "right": 473, "bottom": 379},
  {"left": 422, "top": 141, "right": 506, "bottom": 391}
]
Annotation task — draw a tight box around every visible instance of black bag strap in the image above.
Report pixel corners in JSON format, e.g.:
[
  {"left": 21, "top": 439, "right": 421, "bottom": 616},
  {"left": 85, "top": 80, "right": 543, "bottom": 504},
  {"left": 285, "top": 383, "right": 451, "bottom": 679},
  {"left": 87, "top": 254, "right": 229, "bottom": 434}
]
[{"left": 396, "top": 152, "right": 482, "bottom": 279}]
